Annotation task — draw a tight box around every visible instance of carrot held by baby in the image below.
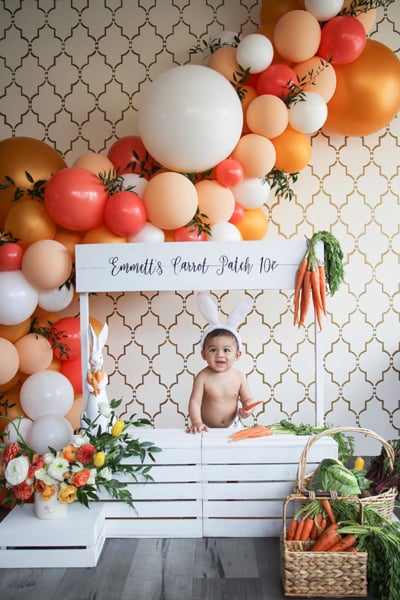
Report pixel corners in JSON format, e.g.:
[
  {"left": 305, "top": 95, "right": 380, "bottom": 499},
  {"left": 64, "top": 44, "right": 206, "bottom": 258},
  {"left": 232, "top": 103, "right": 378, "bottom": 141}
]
[{"left": 242, "top": 400, "right": 263, "bottom": 411}]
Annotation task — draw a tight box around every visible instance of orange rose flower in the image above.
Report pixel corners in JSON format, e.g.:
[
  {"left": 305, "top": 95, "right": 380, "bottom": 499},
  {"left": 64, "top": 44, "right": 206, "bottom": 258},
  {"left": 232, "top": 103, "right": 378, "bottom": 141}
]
[
  {"left": 61, "top": 445, "right": 78, "bottom": 462},
  {"left": 58, "top": 484, "right": 77, "bottom": 504},
  {"left": 71, "top": 469, "right": 91, "bottom": 487},
  {"left": 34, "top": 481, "right": 56, "bottom": 500}
]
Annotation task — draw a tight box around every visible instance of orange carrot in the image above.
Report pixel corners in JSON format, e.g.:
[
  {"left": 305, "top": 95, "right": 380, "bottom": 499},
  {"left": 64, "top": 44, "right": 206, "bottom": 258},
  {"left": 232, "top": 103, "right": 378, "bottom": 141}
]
[
  {"left": 287, "top": 519, "right": 298, "bottom": 541},
  {"left": 310, "top": 268, "right": 323, "bottom": 331},
  {"left": 321, "top": 498, "right": 336, "bottom": 524},
  {"left": 311, "top": 513, "right": 323, "bottom": 540},
  {"left": 298, "top": 270, "right": 311, "bottom": 328},
  {"left": 294, "top": 518, "right": 305, "bottom": 541},
  {"left": 311, "top": 524, "right": 340, "bottom": 552},
  {"left": 293, "top": 257, "right": 308, "bottom": 326},
  {"left": 242, "top": 400, "right": 263, "bottom": 411},
  {"left": 329, "top": 534, "right": 357, "bottom": 552},
  {"left": 345, "top": 546, "right": 358, "bottom": 552},
  {"left": 318, "top": 265, "right": 327, "bottom": 316},
  {"left": 300, "top": 517, "right": 315, "bottom": 541},
  {"left": 228, "top": 425, "right": 273, "bottom": 442}
]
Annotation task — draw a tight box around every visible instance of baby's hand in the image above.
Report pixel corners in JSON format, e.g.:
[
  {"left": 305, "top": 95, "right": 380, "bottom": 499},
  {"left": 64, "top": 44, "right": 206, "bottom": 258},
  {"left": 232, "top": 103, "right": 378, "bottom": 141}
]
[
  {"left": 186, "top": 422, "right": 208, "bottom": 434},
  {"left": 238, "top": 406, "right": 252, "bottom": 419}
]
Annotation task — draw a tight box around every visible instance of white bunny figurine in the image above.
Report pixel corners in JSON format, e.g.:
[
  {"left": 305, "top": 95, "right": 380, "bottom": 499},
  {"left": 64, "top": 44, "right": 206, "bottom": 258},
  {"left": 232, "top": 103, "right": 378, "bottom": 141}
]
[{"left": 85, "top": 323, "right": 109, "bottom": 429}]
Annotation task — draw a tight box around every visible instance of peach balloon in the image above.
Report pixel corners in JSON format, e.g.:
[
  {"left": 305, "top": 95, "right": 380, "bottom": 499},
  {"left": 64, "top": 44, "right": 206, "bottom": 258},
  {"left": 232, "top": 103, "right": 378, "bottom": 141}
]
[
  {"left": 72, "top": 152, "right": 116, "bottom": 177},
  {"left": 273, "top": 10, "right": 321, "bottom": 63},
  {"left": 0, "top": 385, "right": 24, "bottom": 432},
  {"left": 0, "top": 318, "right": 31, "bottom": 343},
  {"left": 240, "top": 86, "right": 258, "bottom": 134},
  {"left": 54, "top": 228, "right": 84, "bottom": 260},
  {"left": 0, "top": 338, "right": 20, "bottom": 385},
  {"left": 272, "top": 127, "right": 312, "bottom": 173},
  {"left": 293, "top": 57, "right": 337, "bottom": 103},
  {"left": 47, "top": 356, "right": 62, "bottom": 372},
  {"left": 342, "top": 0, "right": 376, "bottom": 33},
  {"left": 256, "top": 23, "right": 291, "bottom": 65},
  {"left": 82, "top": 224, "right": 127, "bottom": 244},
  {"left": 246, "top": 95, "right": 289, "bottom": 138},
  {"left": 231, "top": 134, "right": 276, "bottom": 178},
  {"left": 195, "top": 180, "right": 235, "bottom": 225},
  {"left": 21, "top": 239, "right": 73, "bottom": 290},
  {"left": 4, "top": 200, "right": 57, "bottom": 248},
  {"left": 260, "top": 0, "right": 303, "bottom": 25},
  {"left": 324, "top": 40, "right": 400, "bottom": 137},
  {"left": 235, "top": 207, "right": 269, "bottom": 240},
  {"left": 65, "top": 394, "right": 83, "bottom": 431},
  {"left": 14, "top": 333, "right": 53, "bottom": 375},
  {"left": 143, "top": 172, "right": 198, "bottom": 230},
  {"left": 207, "top": 46, "right": 240, "bottom": 83}
]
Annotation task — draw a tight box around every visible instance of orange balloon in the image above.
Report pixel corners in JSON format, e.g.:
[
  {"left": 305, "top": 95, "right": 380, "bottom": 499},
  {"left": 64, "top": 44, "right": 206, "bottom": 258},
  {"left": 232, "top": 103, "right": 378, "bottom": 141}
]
[
  {"left": 260, "top": 0, "right": 303, "bottom": 25},
  {"left": 0, "top": 371, "right": 20, "bottom": 394},
  {"left": 235, "top": 208, "right": 269, "bottom": 240},
  {"left": 293, "top": 57, "right": 337, "bottom": 103},
  {"left": 4, "top": 199, "right": 57, "bottom": 248},
  {"left": 0, "top": 318, "right": 31, "bottom": 343},
  {"left": 65, "top": 394, "right": 83, "bottom": 431},
  {"left": 31, "top": 306, "right": 60, "bottom": 328},
  {"left": 143, "top": 172, "right": 198, "bottom": 230},
  {"left": 195, "top": 180, "right": 235, "bottom": 225},
  {"left": 246, "top": 95, "right": 289, "bottom": 139},
  {"left": 207, "top": 46, "right": 239, "bottom": 83},
  {"left": 47, "top": 356, "right": 62, "bottom": 372},
  {"left": 273, "top": 10, "right": 321, "bottom": 63},
  {"left": 54, "top": 228, "right": 84, "bottom": 260},
  {"left": 272, "top": 127, "right": 312, "bottom": 173},
  {"left": 0, "top": 338, "right": 19, "bottom": 385},
  {"left": 232, "top": 134, "right": 276, "bottom": 178},
  {"left": 72, "top": 152, "right": 116, "bottom": 177},
  {"left": 0, "top": 385, "right": 24, "bottom": 432},
  {"left": 82, "top": 223, "right": 127, "bottom": 244},
  {"left": 21, "top": 239, "right": 73, "bottom": 290},
  {"left": 324, "top": 39, "right": 400, "bottom": 137},
  {"left": 0, "top": 137, "right": 66, "bottom": 228},
  {"left": 240, "top": 86, "right": 258, "bottom": 134},
  {"left": 14, "top": 333, "right": 53, "bottom": 374}
]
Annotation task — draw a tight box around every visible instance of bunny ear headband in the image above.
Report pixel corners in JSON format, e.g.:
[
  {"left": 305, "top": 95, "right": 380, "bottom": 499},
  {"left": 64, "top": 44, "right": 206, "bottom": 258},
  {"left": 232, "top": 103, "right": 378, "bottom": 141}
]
[{"left": 197, "top": 292, "right": 252, "bottom": 351}]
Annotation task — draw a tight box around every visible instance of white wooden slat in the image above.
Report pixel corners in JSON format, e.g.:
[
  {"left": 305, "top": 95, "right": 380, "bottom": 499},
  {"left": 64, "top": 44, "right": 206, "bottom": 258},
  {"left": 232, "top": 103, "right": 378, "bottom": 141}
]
[
  {"left": 112, "top": 464, "right": 201, "bottom": 483},
  {"left": 103, "top": 500, "right": 202, "bottom": 518},
  {"left": 203, "top": 518, "right": 282, "bottom": 538},
  {"left": 204, "top": 481, "right": 297, "bottom": 500},
  {"left": 99, "top": 482, "right": 202, "bottom": 501},
  {"left": 205, "top": 500, "right": 282, "bottom": 519},
  {"left": 105, "top": 518, "right": 203, "bottom": 539},
  {"left": 203, "top": 463, "right": 298, "bottom": 481}
]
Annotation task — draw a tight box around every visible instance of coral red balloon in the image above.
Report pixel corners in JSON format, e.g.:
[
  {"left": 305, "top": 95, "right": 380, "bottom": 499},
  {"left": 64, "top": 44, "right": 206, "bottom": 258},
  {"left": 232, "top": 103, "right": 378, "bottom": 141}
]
[
  {"left": 0, "top": 243, "right": 23, "bottom": 271},
  {"left": 229, "top": 202, "right": 245, "bottom": 225},
  {"left": 173, "top": 226, "right": 207, "bottom": 242},
  {"left": 50, "top": 317, "right": 81, "bottom": 362},
  {"left": 107, "top": 135, "right": 159, "bottom": 176},
  {"left": 256, "top": 64, "right": 297, "bottom": 99},
  {"left": 318, "top": 16, "right": 366, "bottom": 65},
  {"left": 104, "top": 191, "right": 147, "bottom": 237},
  {"left": 215, "top": 159, "right": 244, "bottom": 187}
]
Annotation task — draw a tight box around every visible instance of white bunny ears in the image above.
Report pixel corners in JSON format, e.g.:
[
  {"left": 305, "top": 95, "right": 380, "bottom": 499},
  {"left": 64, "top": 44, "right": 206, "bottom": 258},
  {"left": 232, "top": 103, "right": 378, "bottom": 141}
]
[{"left": 197, "top": 293, "right": 252, "bottom": 351}]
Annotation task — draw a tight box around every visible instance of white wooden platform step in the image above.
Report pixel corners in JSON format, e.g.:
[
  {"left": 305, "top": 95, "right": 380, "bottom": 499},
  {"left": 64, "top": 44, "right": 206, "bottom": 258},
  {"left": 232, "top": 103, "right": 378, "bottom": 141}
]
[{"left": 0, "top": 430, "right": 338, "bottom": 568}]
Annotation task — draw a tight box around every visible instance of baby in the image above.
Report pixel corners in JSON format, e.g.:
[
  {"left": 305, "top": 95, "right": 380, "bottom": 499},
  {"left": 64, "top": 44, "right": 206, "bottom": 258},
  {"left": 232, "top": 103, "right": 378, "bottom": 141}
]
[{"left": 186, "top": 293, "right": 255, "bottom": 434}]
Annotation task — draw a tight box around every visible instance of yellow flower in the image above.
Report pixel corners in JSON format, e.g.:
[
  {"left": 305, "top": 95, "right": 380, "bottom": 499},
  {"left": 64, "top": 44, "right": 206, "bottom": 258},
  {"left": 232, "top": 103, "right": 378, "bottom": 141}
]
[
  {"left": 93, "top": 451, "right": 105, "bottom": 467},
  {"left": 111, "top": 419, "right": 124, "bottom": 437},
  {"left": 58, "top": 484, "right": 77, "bottom": 504}
]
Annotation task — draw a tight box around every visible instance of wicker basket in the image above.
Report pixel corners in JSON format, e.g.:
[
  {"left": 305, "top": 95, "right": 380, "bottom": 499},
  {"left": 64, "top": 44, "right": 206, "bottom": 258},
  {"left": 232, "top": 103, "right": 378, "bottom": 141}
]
[
  {"left": 294, "top": 426, "right": 397, "bottom": 520},
  {"left": 281, "top": 494, "right": 368, "bottom": 598}
]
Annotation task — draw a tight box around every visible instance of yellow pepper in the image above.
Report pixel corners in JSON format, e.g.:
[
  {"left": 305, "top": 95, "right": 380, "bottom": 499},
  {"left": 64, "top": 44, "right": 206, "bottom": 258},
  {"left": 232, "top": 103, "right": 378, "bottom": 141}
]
[
  {"left": 111, "top": 419, "right": 124, "bottom": 437},
  {"left": 93, "top": 451, "right": 105, "bottom": 467},
  {"left": 354, "top": 456, "right": 365, "bottom": 471}
]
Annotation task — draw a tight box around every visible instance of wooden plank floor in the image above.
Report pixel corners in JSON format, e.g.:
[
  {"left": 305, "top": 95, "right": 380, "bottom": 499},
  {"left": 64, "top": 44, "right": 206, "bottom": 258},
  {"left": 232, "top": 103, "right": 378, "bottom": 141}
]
[{"left": 0, "top": 534, "right": 372, "bottom": 600}]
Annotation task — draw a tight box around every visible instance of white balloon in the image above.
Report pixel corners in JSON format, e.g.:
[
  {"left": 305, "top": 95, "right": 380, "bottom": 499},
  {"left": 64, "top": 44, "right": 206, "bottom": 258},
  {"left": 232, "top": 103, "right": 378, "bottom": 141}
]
[
  {"left": 232, "top": 178, "right": 271, "bottom": 209},
  {"left": 121, "top": 173, "right": 148, "bottom": 198},
  {"left": 0, "top": 270, "right": 39, "bottom": 325},
  {"left": 138, "top": 65, "right": 243, "bottom": 173},
  {"left": 27, "top": 414, "right": 74, "bottom": 454},
  {"left": 236, "top": 34, "right": 274, "bottom": 74},
  {"left": 128, "top": 222, "right": 165, "bottom": 243},
  {"left": 304, "top": 0, "right": 344, "bottom": 22},
  {"left": 208, "top": 222, "right": 242, "bottom": 242},
  {"left": 38, "top": 283, "right": 74, "bottom": 312},
  {"left": 288, "top": 92, "right": 328, "bottom": 134},
  {"left": 20, "top": 370, "right": 74, "bottom": 419},
  {"left": 4, "top": 417, "right": 34, "bottom": 443}
]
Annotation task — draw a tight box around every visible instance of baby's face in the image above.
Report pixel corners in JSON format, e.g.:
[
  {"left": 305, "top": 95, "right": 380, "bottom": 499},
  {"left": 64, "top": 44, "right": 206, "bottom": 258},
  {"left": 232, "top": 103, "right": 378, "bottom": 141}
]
[{"left": 202, "top": 334, "right": 241, "bottom": 372}]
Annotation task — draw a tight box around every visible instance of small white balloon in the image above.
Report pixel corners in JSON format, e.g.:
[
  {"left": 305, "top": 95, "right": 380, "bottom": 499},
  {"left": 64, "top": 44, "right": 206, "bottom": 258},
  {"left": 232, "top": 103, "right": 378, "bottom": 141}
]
[
  {"left": 0, "top": 270, "right": 38, "bottom": 325},
  {"left": 4, "top": 417, "right": 34, "bottom": 443},
  {"left": 232, "top": 178, "right": 271, "bottom": 209},
  {"left": 208, "top": 222, "right": 242, "bottom": 242},
  {"left": 27, "top": 414, "right": 74, "bottom": 454},
  {"left": 20, "top": 370, "right": 74, "bottom": 419},
  {"left": 38, "top": 283, "right": 74, "bottom": 312},
  {"left": 121, "top": 173, "right": 148, "bottom": 198},
  {"left": 236, "top": 34, "right": 274, "bottom": 73},
  {"left": 128, "top": 222, "right": 165, "bottom": 243},
  {"left": 304, "top": 0, "right": 344, "bottom": 22},
  {"left": 289, "top": 92, "right": 328, "bottom": 134}
]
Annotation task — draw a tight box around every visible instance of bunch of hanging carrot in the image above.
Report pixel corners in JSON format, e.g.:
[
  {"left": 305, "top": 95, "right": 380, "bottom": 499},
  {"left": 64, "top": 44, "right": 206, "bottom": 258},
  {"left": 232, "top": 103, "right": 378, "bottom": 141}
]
[
  {"left": 293, "top": 231, "right": 345, "bottom": 331},
  {"left": 287, "top": 498, "right": 358, "bottom": 552}
]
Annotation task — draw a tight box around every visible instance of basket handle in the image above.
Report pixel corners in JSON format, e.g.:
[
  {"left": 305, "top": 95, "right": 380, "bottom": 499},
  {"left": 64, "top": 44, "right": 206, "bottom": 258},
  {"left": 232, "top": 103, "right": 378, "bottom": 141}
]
[{"left": 295, "top": 426, "right": 395, "bottom": 493}]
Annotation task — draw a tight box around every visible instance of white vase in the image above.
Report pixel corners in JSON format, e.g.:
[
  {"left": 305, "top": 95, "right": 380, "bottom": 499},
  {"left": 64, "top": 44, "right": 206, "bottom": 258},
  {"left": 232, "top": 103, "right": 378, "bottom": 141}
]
[{"left": 34, "top": 489, "right": 68, "bottom": 520}]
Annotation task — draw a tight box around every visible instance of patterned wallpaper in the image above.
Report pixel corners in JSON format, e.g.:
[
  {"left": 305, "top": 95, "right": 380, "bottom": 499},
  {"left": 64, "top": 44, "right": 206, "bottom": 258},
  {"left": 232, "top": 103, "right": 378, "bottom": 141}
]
[{"left": 0, "top": 1, "right": 399, "bottom": 454}]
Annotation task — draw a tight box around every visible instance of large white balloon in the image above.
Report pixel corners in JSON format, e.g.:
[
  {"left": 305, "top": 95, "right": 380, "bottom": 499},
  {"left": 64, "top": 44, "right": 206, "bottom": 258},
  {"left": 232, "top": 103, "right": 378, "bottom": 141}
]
[
  {"left": 236, "top": 34, "right": 274, "bottom": 73},
  {"left": 0, "top": 270, "right": 39, "bottom": 325},
  {"left": 38, "top": 283, "right": 74, "bottom": 312},
  {"left": 288, "top": 92, "right": 328, "bottom": 134},
  {"left": 232, "top": 178, "right": 271, "bottom": 209},
  {"left": 4, "top": 417, "right": 34, "bottom": 443},
  {"left": 304, "top": 0, "right": 344, "bottom": 21},
  {"left": 27, "top": 414, "right": 74, "bottom": 454},
  {"left": 138, "top": 65, "right": 243, "bottom": 173},
  {"left": 20, "top": 370, "right": 74, "bottom": 419}
]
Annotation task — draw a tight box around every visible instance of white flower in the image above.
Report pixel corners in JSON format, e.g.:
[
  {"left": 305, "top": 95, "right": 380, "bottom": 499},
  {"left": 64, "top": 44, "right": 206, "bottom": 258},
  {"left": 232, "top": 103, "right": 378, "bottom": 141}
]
[
  {"left": 5, "top": 455, "right": 29, "bottom": 486},
  {"left": 99, "top": 402, "right": 111, "bottom": 418},
  {"left": 71, "top": 434, "right": 89, "bottom": 447},
  {"left": 88, "top": 468, "right": 97, "bottom": 485},
  {"left": 99, "top": 467, "right": 112, "bottom": 481},
  {"left": 47, "top": 457, "right": 70, "bottom": 482},
  {"left": 34, "top": 468, "right": 55, "bottom": 486}
]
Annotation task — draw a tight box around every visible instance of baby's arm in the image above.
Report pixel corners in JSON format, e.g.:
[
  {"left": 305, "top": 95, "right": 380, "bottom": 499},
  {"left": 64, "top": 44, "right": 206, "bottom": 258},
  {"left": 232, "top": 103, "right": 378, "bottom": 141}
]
[
  {"left": 237, "top": 372, "right": 255, "bottom": 419},
  {"left": 187, "top": 373, "right": 208, "bottom": 434}
]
